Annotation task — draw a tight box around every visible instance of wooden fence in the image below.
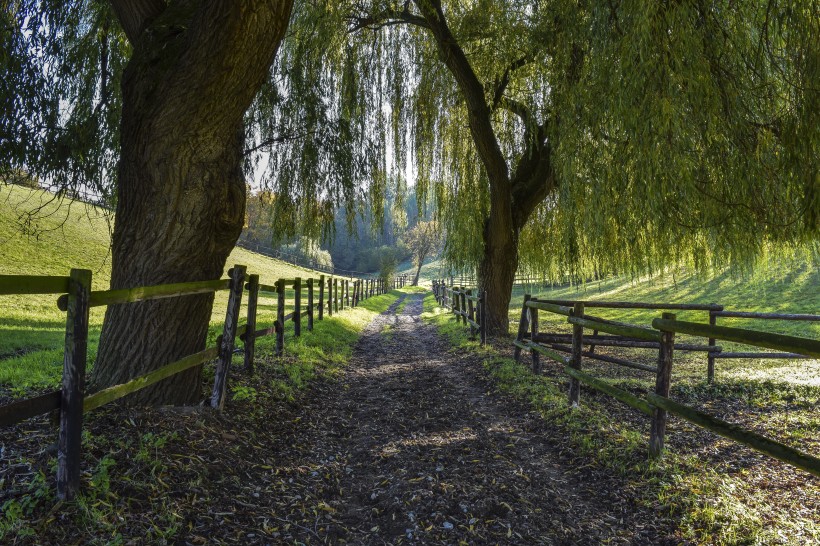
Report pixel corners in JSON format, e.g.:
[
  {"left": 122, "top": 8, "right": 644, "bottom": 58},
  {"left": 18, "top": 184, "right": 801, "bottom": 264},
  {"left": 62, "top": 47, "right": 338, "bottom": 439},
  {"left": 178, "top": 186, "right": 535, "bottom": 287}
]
[
  {"left": 510, "top": 296, "right": 820, "bottom": 477},
  {"left": 391, "top": 274, "right": 409, "bottom": 289},
  {"left": 0, "top": 268, "right": 388, "bottom": 500},
  {"left": 431, "top": 280, "right": 487, "bottom": 345}
]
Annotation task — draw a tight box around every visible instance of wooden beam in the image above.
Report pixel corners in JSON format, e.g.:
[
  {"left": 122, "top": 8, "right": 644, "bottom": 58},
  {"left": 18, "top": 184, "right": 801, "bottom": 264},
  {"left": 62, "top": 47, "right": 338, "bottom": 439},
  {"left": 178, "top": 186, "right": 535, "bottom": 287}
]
[
  {"left": 651, "top": 318, "right": 820, "bottom": 358},
  {"left": 57, "top": 269, "right": 91, "bottom": 501},
  {"left": 568, "top": 315, "right": 662, "bottom": 342},
  {"left": 85, "top": 347, "right": 219, "bottom": 412},
  {"left": 0, "top": 390, "right": 61, "bottom": 427},
  {"left": 646, "top": 393, "right": 820, "bottom": 478},
  {"left": 564, "top": 367, "right": 653, "bottom": 416},
  {"left": 0, "top": 275, "right": 69, "bottom": 295}
]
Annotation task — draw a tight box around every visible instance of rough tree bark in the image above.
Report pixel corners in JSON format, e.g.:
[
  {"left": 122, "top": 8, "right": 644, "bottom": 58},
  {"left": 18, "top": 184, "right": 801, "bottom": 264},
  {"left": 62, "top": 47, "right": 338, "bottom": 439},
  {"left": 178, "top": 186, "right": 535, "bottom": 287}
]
[{"left": 91, "top": 0, "right": 294, "bottom": 405}]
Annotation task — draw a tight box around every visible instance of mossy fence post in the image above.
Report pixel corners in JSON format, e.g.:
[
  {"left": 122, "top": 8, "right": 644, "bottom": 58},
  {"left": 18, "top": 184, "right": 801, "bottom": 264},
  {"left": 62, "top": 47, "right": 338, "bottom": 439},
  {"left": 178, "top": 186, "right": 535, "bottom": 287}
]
[
  {"left": 460, "top": 288, "right": 467, "bottom": 326},
  {"left": 480, "top": 289, "right": 487, "bottom": 346},
  {"left": 513, "top": 294, "right": 531, "bottom": 362},
  {"left": 467, "top": 289, "right": 476, "bottom": 337},
  {"left": 327, "top": 277, "right": 333, "bottom": 317},
  {"left": 294, "top": 277, "right": 302, "bottom": 337},
  {"left": 568, "top": 302, "right": 585, "bottom": 407},
  {"left": 244, "top": 274, "right": 260, "bottom": 374},
  {"left": 276, "top": 278, "right": 286, "bottom": 356},
  {"left": 530, "top": 304, "right": 540, "bottom": 374},
  {"left": 307, "top": 278, "right": 314, "bottom": 331},
  {"left": 57, "top": 268, "right": 92, "bottom": 501},
  {"left": 334, "top": 278, "right": 339, "bottom": 313},
  {"left": 707, "top": 305, "right": 717, "bottom": 383},
  {"left": 211, "top": 265, "right": 246, "bottom": 411},
  {"left": 318, "top": 275, "right": 325, "bottom": 320},
  {"left": 650, "top": 312, "right": 676, "bottom": 458}
]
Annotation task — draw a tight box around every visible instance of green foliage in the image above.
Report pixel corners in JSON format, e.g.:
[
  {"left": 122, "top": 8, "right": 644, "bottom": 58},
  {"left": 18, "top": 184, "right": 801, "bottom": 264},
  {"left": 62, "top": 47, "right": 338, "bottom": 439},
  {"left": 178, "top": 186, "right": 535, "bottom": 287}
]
[
  {"left": 1, "top": 1, "right": 127, "bottom": 200},
  {"left": 263, "top": 0, "right": 817, "bottom": 281},
  {"left": 403, "top": 220, "right": 440, "bottom": 269}
]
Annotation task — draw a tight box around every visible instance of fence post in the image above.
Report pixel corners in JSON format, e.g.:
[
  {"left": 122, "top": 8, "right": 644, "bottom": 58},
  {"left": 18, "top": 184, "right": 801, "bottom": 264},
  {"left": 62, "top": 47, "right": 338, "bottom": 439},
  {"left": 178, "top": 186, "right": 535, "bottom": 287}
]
[
  {"left": 244, "top": 274, "right": 260, "bottom": 374},
  {"left": 707, "top": 305, "right": 717, "bottom": 383},
  {"left": 318, "top": 275, "right": 325, "bottom": 321},
  {"left": 327, "top": 277, "right": 333, "bottom": 317},
  {"left": 467, "top": 289, "right": 476, "bottom": 337},
  {"left": 307, "top": 278, "right": 314, "bottom": 331},
  {"left": 568, "top": 302, "right": 585, "bottom": 407},
  {"left": 530, "top": 305, "right": 540, "bottom": 374},
  {"left": 513, "top": 295, "right": 531, "bottom": 362},
  {"left": 276, "top": 278, "right": 285, "bottom": 356},
  {"left": 650, "top": 312, "right": 676, "bottom": 458},
  {"left": 294, "top": 277, "right": 302, "bottom": 337},
  {"left": 334, "top": 278, "right": 339, "bottom": 313},
  {"left": 57, "top": 268, "right": 91, "bottom": 501},
  {"left": 480, "top": 289, "right": 487, "bottom": 346},
  {"left": 211, "top": 265, "right": 246, "bottom": 410},
  {"left": 345, "top": 279, "right": 349, "bottom": 308},
  {"left": 460, "top": 287, "right": 467, "bottom": 325}
]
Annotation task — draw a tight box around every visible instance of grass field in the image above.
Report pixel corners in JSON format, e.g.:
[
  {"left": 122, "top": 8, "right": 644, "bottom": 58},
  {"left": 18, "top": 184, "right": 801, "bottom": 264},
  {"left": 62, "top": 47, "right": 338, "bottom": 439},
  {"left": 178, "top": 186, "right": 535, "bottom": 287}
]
[{"left": 0, "top": 184, "right": 357, "bottom": 391}]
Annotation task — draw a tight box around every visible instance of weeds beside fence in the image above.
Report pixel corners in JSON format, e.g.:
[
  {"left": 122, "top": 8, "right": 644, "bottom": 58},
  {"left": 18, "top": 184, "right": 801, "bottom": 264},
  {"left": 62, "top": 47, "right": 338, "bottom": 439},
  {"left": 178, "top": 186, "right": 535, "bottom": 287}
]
[{"left": 0, "top": 268, "right": 388, "bottom": 500}]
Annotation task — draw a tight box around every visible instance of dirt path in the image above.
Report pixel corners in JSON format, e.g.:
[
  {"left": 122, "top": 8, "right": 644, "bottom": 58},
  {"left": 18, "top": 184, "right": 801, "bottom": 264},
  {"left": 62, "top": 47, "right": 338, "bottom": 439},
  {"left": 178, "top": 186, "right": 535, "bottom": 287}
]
[{"left": 243, "top": 293, "right": 675, "bottom": 545}]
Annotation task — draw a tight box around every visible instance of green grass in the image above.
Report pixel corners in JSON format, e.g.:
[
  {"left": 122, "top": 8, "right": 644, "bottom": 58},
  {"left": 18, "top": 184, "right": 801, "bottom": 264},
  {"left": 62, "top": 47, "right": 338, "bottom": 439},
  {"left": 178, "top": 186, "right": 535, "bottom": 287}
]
[
  {"left": 424, "top": 263, "right": 820, "bottom": 546},
  {"left": 508, "top": 259, "right": 819, "bottom": 337},
  {"left": 240, "top": 290, "right": 398, "bottom": 402},
  {"left": 0, "top": 184, "right": 356, "bottom": 391},
  {"left": 398, "top": 256, "right": 449, "bottom": 287}
]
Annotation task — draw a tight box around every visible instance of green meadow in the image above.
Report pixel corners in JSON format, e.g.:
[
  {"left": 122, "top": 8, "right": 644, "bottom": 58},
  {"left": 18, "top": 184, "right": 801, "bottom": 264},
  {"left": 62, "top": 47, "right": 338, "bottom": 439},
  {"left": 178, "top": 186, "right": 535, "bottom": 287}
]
[{"left": 0, "top": 184, "right": 359, "bottom": 391}]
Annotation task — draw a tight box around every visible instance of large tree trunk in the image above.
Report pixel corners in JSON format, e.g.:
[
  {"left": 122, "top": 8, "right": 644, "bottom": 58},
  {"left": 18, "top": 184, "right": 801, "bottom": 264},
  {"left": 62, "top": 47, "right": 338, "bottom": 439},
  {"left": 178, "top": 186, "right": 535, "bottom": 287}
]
[
  {"left": 412, "top": 262, "right": 423, "bottom": 286},
  {"left": 91, "top": 1, "right": 294, "bottom": 405},
  {"left": 478, "top": 201, "right": 519, "bottom": 337}
]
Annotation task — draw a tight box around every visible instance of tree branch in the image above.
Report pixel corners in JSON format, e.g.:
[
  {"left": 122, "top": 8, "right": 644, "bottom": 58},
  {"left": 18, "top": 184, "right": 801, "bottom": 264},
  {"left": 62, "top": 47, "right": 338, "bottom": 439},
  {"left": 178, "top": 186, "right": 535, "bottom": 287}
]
[
  {"left": 412, "top": 0, "right": 510, "bottom": 191},
  {"left": 491, "top": 54, "right": 533, "bottom": 110},
  {"left": 347, "top": 3, "right": 429, "bottom": 33},
  {"left": 110, "top": 0, "right": 166, "bottom": 43}
]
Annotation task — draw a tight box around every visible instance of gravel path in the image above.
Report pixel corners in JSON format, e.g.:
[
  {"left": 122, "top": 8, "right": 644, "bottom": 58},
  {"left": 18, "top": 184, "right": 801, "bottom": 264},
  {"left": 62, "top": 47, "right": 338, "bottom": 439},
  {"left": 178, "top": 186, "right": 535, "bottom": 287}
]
[{"left": 259, "top": 293, "right": 675, "bottom": 545}]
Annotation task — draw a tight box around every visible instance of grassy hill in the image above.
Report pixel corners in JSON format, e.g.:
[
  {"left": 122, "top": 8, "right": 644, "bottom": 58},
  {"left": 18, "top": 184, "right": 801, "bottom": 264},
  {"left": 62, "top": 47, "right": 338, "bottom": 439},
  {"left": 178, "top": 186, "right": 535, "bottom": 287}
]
[
  {"left": 510, "top": 259, "right": 820, "bottom": 337},
  {"left": 0, "top": 184, "right": 341, "bottom": 388},
  {"left": 398, "top": 256, "right": 449, "bottom": 286}
]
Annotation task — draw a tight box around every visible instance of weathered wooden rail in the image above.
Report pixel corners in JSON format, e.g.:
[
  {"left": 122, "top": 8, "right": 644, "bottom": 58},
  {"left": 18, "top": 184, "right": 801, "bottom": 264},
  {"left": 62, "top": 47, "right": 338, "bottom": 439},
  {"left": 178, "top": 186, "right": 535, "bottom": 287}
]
[
  {"left": 0, "top": 268, "right": 387, "bottom": 500},
  {"left": 510, "top": 296, "right": 820, "bottom": 477},
  {"left": 432, "top": 280, "right": 487, "bottom": 345}
]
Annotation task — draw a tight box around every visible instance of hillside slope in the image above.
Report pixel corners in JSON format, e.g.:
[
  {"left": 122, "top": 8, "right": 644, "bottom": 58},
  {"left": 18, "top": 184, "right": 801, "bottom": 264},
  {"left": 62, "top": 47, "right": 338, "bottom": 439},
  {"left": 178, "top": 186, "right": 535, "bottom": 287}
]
[{"left": 0, "top": 184, "right": 339, "bottom": 387}]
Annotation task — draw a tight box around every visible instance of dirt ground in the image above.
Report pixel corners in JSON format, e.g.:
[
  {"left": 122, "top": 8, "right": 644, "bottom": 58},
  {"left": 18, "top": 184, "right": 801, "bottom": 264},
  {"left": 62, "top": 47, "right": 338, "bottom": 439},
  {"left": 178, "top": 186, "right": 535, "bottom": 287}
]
[
  {"left": 221, "top": 293, "right": 678, "bottom": 545},
  {"left": 2, "top": 293, "right": 683, "bottom": 545}
]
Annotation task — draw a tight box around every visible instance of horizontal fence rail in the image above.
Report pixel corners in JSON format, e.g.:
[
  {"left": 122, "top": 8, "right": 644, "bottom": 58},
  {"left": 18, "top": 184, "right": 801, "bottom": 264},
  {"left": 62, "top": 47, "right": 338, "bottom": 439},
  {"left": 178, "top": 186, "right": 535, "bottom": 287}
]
[
  {"left": 0, "top": 267, "right": 389, "bottom": 500},
  {"left": 432, "top": 281, "right": 487, "bottom": 345},
  {"left": 503, "top": 294, "right": 820, "bottom": 478}
]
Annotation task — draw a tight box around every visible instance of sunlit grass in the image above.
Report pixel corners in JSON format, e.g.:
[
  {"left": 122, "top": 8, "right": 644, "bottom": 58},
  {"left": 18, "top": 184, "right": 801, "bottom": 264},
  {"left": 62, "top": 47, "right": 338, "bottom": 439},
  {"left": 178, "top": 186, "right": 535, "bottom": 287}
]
[{"left": 0, "top": 184, "right": 362, "bottom": 392}]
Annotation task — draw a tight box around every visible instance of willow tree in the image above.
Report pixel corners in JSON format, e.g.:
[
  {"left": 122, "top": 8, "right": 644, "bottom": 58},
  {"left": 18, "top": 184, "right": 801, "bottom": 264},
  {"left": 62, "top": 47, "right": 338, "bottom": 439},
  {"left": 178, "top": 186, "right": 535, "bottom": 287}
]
[
  {"left": 262, "top": 0, "right": 817, "bottom": 335},
  {"left": 3, "top": 1, "right": 294, "bottom": 404}
]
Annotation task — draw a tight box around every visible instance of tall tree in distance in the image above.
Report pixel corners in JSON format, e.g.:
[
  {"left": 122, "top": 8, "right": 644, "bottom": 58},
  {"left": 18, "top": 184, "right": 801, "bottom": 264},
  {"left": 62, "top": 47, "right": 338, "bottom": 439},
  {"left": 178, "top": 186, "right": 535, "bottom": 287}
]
[{"left": 404, "top": 220, "right": 440, "bottom": 285}]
